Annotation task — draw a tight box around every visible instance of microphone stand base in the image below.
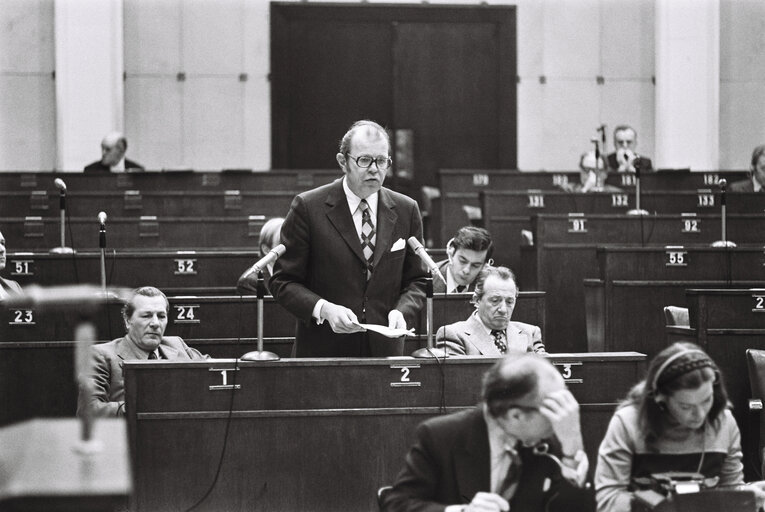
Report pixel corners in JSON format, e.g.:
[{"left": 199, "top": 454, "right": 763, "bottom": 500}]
[
  {"left": 626, "top": 209, "right": 649, "bottom": 216},
  {"left": 411, "top": 347, "right": 449, "bottom": 359},
  {"left": 50, "top": 246, "right": 76, "bottom": 254},
  {"left": 711, "top": 240, "right": 737, "bottom": 248},
  {"left": 240, "top": 350, "right": 280, "bottom": 361}
]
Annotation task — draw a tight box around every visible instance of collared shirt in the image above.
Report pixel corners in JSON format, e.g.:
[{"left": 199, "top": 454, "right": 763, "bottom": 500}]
[
  {"left": 312, "top": 177, "right": 379, "bottom": 322},
  {"left": 445, "top": 265, "right": 468, "bottom": 294},
  {"left": 111, "top": 157, "right": 126, "bottom": 172},
  {"left": 484, "top": 405, "right": 521, "bottom": 495},
  {"left": 753, "top": 175, "right": 763, "bottom": 192}
]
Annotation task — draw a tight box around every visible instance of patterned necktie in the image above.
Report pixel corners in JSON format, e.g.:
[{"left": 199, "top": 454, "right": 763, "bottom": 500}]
[
  {"left": 148, "top": 351, "right": 158, "bottom": 360},
  {"left": 358, "top": 199, "right": 376, "bottom": 279},
  {"left": 491, "top": 329, "right": 507, "bottom": 354}
]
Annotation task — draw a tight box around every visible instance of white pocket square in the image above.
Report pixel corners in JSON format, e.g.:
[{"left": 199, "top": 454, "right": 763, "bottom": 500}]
[{"left": 390, "top": 238, "right": 405, "bottom": 251}]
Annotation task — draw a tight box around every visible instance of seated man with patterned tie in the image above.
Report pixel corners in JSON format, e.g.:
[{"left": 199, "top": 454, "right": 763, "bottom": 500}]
[
  {"left": 433, "top": 226, "right": 493, "bottom": 294},
  {"left": 76, "top": 286, "right": 208, "bottom": 417},
  {"left": 0, "top": 230, "right": 23, "bottom": 301},
  {"left": 435, "top": 266, "right": 545, "bottom": 356},
  {"left": 381, "top": 354, "right": 594, "bottom": 512}
]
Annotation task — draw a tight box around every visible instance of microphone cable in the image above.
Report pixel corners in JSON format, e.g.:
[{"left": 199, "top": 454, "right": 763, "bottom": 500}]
[
  {"left": 183, "top": 294, "right": 244, "bottom": 511},
  {"left": 64, "top": 207, "right": 80, "bottom": 284},
  {"left": 104, "top": 248, "right": 118, "bottom": 340}
]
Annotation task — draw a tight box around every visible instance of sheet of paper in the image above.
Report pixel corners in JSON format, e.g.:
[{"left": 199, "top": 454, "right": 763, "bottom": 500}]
[{"left": 356, "top": 323, "right": 414, "bottom": 338}]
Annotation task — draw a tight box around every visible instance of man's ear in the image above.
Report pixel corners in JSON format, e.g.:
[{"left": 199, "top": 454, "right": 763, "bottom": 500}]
[{"left": 336, "top": 152, "right": 347, "bottom": 170}]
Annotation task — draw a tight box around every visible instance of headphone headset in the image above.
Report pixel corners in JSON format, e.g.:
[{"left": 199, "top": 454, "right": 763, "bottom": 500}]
[{"left": 651, "top": 348, "right": 720, "bottom": 402}]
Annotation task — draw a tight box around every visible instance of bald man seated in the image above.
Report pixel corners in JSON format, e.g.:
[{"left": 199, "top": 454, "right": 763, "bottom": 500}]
[{"left": 84, "top": 131, "right": 145, "bottom": 173}]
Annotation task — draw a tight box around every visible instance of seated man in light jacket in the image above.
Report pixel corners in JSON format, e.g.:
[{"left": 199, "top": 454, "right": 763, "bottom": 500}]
[
  {"left": 436, "top": 266, "right": 545, "bottom": 356},
  {"left": 77, "top": 286, "right": 208, "bottom": 417}
]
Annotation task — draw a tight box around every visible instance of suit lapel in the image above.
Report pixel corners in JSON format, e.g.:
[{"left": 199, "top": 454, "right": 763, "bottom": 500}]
[
  {"left": 116, "top": 336, "right": 148, "bottom": 360},
  {"left": 465, "top": 314, "right": 502, "bottom": 356},
  {"left": 505, "top": 323, "right": 528, "bottom": 353},
  {"left": 324, "top": 179, "right": 367, "bottom": 265},
  {"left": 372, "top": 188, "right": 397, "bottom": 269},
  {"left": 159, "top": 340, "right": 180, "bottom": 360},
  {"left": 454, "top": 408, "right": 491, "bottom": 502}
]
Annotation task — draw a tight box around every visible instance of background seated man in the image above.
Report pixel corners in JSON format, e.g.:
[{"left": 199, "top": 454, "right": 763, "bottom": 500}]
[
  {"left": 606, "top": 125, "right": 653, "bottom": 173},
  {"left": 434, "top": 226, "right": 493, "bottom": 294},
  {"left": 0, "top": 230, "right": 22, "bottom": 300},
  {"left": 730, "top": 144, "right": 765, "bottom": 192},
  {"left": 382, "top": 354, "right": 593, "bottom": 512},
  {"left": 436, "top": 266, "right": 545, "bottom": 356},
  {"left": 237, "top": 217, "right": 284, "bottom": 294},
  {"left": 561, "top": 151, "right": 622, "bottom": 193},
  {"left": 83, "top": 131, "right": 144, "bottom": 173},
  {"left": 76, "top": 286, "right": 208, "bottom": 417}
]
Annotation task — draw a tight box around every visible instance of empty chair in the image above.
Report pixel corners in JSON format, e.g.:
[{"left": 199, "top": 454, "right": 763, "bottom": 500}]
[{"left": 663, "top": 305, "right": 689, "bottom": 327}]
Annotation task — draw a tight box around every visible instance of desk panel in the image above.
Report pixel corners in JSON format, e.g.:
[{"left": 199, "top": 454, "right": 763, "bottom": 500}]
[{"left": 124, "top": 353, "right": 646, "bottom": 511}]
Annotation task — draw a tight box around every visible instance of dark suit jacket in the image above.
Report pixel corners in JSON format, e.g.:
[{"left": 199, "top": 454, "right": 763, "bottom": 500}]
[
  {"left": 76, "top": 335, "right": 207, "bottom": 417},
  {"left": 606, "top": 153, "right": 653, "bottom": 173},
  {"left": 729, "top": 177, "right": 761, "bottom": 192},
  {"left": 83, "top": 158, "right": 145, "bottom": 173},
  {"left": 0, "top": 275, "right": 22, "bottom": 299},
  {"left": 382, "top": 407, "right": 594, "bottom": 512},
  {"left": 269, "top": 178, "right": 428, "bottom": 357},
  {"left": 431, "top": 259, "right": 478, "bottom": 294}
]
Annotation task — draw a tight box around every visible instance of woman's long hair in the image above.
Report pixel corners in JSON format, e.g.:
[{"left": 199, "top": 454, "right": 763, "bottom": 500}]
[{"left": 620, "top": 342, "right": 729, "bottom": 445}]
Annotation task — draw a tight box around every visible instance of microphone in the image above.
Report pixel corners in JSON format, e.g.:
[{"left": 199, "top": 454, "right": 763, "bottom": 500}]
[
  {"left": 98, "top": 211, "right": 107, "bottom": 226},
  {"left": 718, "top": 178, "right": 727, "bottom": 192},
  {"left": 241, "top": 244, "right": 286, "bottom": 279},
  {"left": 407, "top": 236, "right": 446, "bottom": 284},
  {"left": 54, "top": 178, "right": 67, "bottom": 192}
]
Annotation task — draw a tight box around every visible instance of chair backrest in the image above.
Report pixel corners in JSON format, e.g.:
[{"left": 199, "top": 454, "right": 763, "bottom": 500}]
[
  {"left": 663, "top": 306, "right": 689, "bottom": 327},
  {"left": 746, "top": 349, "right": 765, "bottom": 478},
  {"left": 377, "top": 485, "right": 392, "bottom": 511}
]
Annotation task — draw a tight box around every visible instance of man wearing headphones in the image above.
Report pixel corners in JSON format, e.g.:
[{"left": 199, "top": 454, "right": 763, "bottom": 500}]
[{"left": 433, "top": 226, "right": 493, "bottom": 294}]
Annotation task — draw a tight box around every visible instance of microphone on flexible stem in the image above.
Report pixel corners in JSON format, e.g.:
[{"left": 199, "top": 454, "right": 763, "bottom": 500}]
[
  {"left": 98, "top": 212, "right": 107, "bottom": 290},
  {"left": 627, "top": 155, "right": 649, "bottom": 216},
  {"left": 408, "top": 237, "right": 448, "bottom": 359},
  {"left": 407, "top": 237, "right": 446, "bottom": 285},
  {"left": 712, "top": 179, "right": 736, "bottom": 248},
  {"left": 241, "top": 244, "right": 286, "bottom": 362},
  {"left": 50, "top": 178, "right": 75, "bottom": 254}
]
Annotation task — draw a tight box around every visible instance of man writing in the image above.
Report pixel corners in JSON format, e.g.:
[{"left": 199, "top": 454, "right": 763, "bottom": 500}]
[
  {"left": 382, "top": 354, "right": 594, "bottom": 511},
  {"left": 269, "top": 120, "right": 428, "bottom": 357}
]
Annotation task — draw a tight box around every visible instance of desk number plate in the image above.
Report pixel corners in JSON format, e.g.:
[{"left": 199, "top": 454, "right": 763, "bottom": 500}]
[
  {"left": 553, "top": 361, "right": 583, "bottom": 384},
  {"left": 666, "top": 249, "right": 688, "bottom": 267},
  {"left": 174, "top": 258, "right": 198, "bottom": 275},
  {"left": 208, "top": 367, "right": 241, "bottom": 391},
  {"left": 527, "top": 192, "right": 545, "bottom": 209},
  {"left": 611, "top": 194, "right": 629, "bottom": 208},
  {"left": 9, "top": 309, "right": 35, "bottom": 325},
  {"left": 390, "top": 364, "right": 421, "bottom": 387},
  {"left": 697, "top": 190, "right": 715, "bottom": 207},
  {"left": 9, "top": 259, "right": 34, "bottom": 276},
  {"left": 753, "top": 293, "right": 765, "bottom": 313},
  {"left": 552, "top": 174, "right": 569, "bottom": 186},
  {"left": 173, "top": 304, "right": 200, "bottom": 324},
  {"left": 620, "top": 174, "right": 636, "bottom": 187},
  {"left": 568, "top": 214, "right": 587, "bottom": 233},
  {"left": 472, "top": 173, "right": 489, "bottom": 186}
]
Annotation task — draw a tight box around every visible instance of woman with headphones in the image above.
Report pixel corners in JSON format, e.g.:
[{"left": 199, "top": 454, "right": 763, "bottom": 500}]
[{"left": 594, "top": 342, "right": 765, "bottom": 511}]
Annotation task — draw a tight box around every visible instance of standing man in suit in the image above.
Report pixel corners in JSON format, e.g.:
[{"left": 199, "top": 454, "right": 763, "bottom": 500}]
[
  {"left": 606, "top": 125, "right": 653, "bottom": 173},
  {"left": 436, "top": 266, "right": 545, "bottom": 356},
  {"left": 0, "top": 230, "right": 23, "bottom": 300},
  {"left": 382, "top": 354, "right": 593, "bottom": 512},
  {"left": 270, "top": 120, "right": 428, "bottom": 357},
  {"left": 730, "top": 144, "right": 765, "bottom": 192},
  {"left": 76, "top": 286, "right": 207, "bottom": 417},
  {"left": 433, "top": 226, "right": 493, "bottom": 294},
  {"left": 83, "top": 131, "right": 144, "bottom": 173}
]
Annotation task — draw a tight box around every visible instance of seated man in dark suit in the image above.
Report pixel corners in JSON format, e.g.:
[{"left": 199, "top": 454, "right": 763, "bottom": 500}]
[
  {"left": 606, "top": 125, "right": 653, "bottom": 173},
  {"left": 83, "top": 131, "right": 144, "bottom": 173},
  {"left": 433, "top": 226, "right": 493, "bottom": 294},
  {"left": 77, "top": 286, "right": 207, "bottom": 417},
  {"left": 436, "top": 266, "right": 545, "bottom": 356},
  {"left": 237, "top": 217, "right": 284, "bottom": 295},
  {"left": 730, "top": 144, "right": 765, "bottom": 192},
  {"left": 382, "top": 354, "right": 594, "bottom": 512},
  {"left": 0, "top": 230, "right": 22, "bottom": 300}
]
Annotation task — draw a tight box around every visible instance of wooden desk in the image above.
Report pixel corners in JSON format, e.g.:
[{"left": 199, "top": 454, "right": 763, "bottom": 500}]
[
  {"left": 584, "top": 246, "right": 765, "bottom": 359},
  {"left": 124, "top": 353, "right": 646, "bottom": 511},
  {"left": 0, "top": 419, "right": 131, "bottom": 511},
  {"left": 511, "top": 214, "right": 765, "bottom": 353},
  {"left": 682, "top": 289, "right": 765, "bottom": 480}
]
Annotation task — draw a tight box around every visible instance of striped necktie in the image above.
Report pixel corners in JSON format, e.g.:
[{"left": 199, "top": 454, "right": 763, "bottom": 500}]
[{"left": 358, "top": 199, "right": 376, "bottom": 279}]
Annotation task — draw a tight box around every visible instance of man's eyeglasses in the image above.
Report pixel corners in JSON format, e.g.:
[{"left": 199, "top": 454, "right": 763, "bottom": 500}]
[{"left": 345, "top": 153, "right": 393, "bottom": 170}]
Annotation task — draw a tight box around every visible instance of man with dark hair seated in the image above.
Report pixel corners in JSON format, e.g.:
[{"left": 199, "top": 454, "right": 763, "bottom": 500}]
[
  {"left": 76, "top": 286, "right": 208, "bottom": 417},
  {"left": 434, "top": 226, "right": 493, "bottom": 294},
  {"left": 382, "top": 354, "right": 594, "bottom": 512},
  {"left": 436, "top": 265, "right": 545, "bottom": 356}
]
